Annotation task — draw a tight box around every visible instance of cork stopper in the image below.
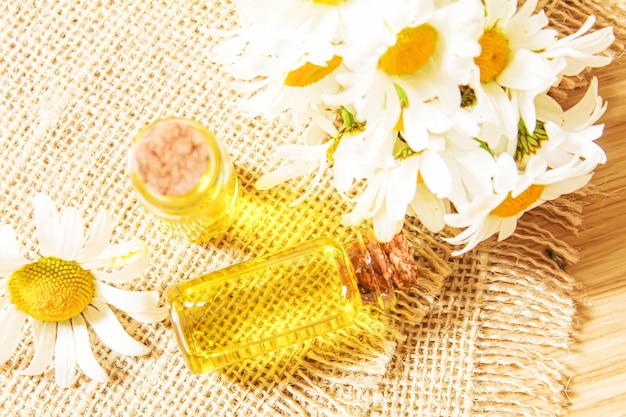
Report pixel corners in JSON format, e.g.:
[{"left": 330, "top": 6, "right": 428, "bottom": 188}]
[
  {"left": 381, "top": 232, "right": 419, "bottom": 289},
  {"left": 347, "top": 229, "right": 418, "bottom": 309},
  {"left": 132, "top": 119, "right": 210, "bottom": 196}
]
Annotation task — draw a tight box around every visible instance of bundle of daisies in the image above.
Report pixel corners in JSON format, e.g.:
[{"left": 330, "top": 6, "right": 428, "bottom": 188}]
[{"left": 212, "top": 0, "right": 614, "bottom": 255}]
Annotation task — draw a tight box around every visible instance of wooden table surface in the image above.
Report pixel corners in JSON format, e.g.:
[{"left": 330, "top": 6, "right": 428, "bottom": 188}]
[{"left": 563, "top": 58, "right": 626, "bottom": 416}]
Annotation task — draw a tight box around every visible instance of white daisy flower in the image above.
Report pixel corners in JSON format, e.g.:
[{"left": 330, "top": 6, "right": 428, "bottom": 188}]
[
  {"left": 341, "top": 161, "right": 414, "bottom": 242},
  {"left": 255, "top": 106, "right": 396, "bottom": 207},
  {"left": 228, "top": 51, "right": 344, "bottom": 124},
  {"left": 439, "top": 145, "right": 497, "bottom": 206},
  {"left": 471, "top": 0, "right": 564, "bottom": 150},
  {"left": 212, "top": 0, "right": 392, "bottom": 124},
  {"left": 325, "top": 0, "right": 483, "bottom": 134},
  {"left": 226, "top": 0, "right": 390, "bottom": 61},
  {"left": 528, "top": 77, "right": 607, "bottom": 171},
  {"left": 0, "top": 194, "right": 167, "bottom": 387},
  {"left": 342, "top": 146, "right": 455, "bottom": 241},
  {"left": 332, "top": 118, "right": 396, "bottom": 193},
  {"left": 397, "top": 97, "right": 496, "bottom": 206},
  {"left": 444, "top": 153, "right": 593, "bottom": 255}
]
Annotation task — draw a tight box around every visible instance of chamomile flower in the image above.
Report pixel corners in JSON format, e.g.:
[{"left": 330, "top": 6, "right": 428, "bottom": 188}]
[
  {"left": 226, "top": 0, "right": 390, "bottom": 62},
  {"left": 472, "top": 3, "right": 614, "bottom": 150},
  {"left": 228, "top": 50, "right": 345, "bottom": 124},
  {"left": 528, "top": 77, "right": 607, "bottom": 171},
  {"left": 445, "top": 153, "right": 593, "bottom": 255},
  {"left": 342, "top": 147, "right": 454, "bottom": 241},
  {"left": 0, "top": 194, "right": 167, "bottom": 387},
  {"left": 255, "top": 107, "right": 391, "bottom": 206},
  {"left": 471, "top": 0, "right": 563, "bottom": 149},
  {"left": 332, "top": 117, "right": 396, "bottom": 193},
  {"left": 325, "top": 0, "right": 483, "bottom": 134},
  {"left": 341, "top": 159, "right": 416, "bottom": 242},
  {"left": 214, "top": 0, "right": 393, "bottom": 123}
]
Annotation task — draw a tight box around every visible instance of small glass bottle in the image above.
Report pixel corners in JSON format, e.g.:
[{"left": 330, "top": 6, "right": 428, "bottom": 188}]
[
  {"left": 128, "top": 117, "right": 239, "bottom": 243},
  {"left": 166, "top": 228, "right": 417, "bottom": 374}
]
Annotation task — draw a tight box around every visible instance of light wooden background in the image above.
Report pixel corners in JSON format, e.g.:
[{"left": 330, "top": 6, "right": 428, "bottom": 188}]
[{"left": 562, "top": 57, "right": 626, "bottom": 416}]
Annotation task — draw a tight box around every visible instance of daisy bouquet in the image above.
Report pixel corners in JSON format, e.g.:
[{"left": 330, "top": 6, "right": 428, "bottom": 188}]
[{"left": 213, "top": 0, "right": 615, "bottom": 255}]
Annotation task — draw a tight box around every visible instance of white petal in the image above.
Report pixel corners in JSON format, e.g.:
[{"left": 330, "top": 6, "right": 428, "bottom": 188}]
[
  {"left": 290, "top": 158, "right": 328, "bottom": 207},
  {"left": 447, "top": 223, "right": 485, "bottom": 256},
  {"left": 58, "top": 207, "right": 85, "bottom": 261},
  {"left": 0, "top": 225, "right": 28, "bottom": 275},
  {"left": 498, "top": 49, "right": 557, "bottom": 91},
  {"left": 493, "top": 153, "right": 518, "bottom": 193},
  {"left": 82, "top": 239, "right": 148, "bottom": 270},
  {"left": 83, "top": 299, "right": 150, "bottom": 356},
  {"left": 409, "top": 184, "right": 446, "bottom": 233},
  {"left": 86, "top": 241, "right": 150, "bottom": 284},
  {"left": 54, "top": 321, "right": 77, "bottom": 388},
  {"left": 33, "top": 193, "right": 61, "bottom": 257},
  {"left": 80, "top": 210, "right": 113, "bottom": 261},
  {"left": 72, "top": 315, "right": 108, "bottom": 383},
  {"left": 0, "top": 305, "right": 28, "bottom": 364},
  {"left": 96, "top": 282, "right": 161, "bottom": 315},
  {"left": 420, "top": 151, "right": 452, "bottom": 198},
  {"left": 542, "top": 174, "right": 593, "bottom": 200},
  {"left": 449, "top": 217, "right": 501, "bottom": 256},
  {"left": 255, "top": 162, "right": 311, "bottom": 191},
  {"left": 385, "top": 158, "right": 419, "bottom": 220},
  {"left": 479, "top": 81, "right": 519, "bottom": 143},
  {"left": 372, "top": 212, "right": 402, "bottom": 243},
  {"left": 497, "top": 217, "right": 519, "bottom": 241},
  {"left": 19, "top": 320, "right": 56, "bottom": 375},
  {"left": 342, "top": 174, "right": 385, "bottom": 225},
  {"left": 125, "top": 308, "right": 169, "bottom": 324},
  {"left": 309, "top": 110, "right": 338, "bottom": 138}
]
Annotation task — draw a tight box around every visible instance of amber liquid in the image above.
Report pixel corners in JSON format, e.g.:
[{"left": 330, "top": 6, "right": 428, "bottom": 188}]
[{"left": 166, "top": 238, "right": 362, "bottom": 373}]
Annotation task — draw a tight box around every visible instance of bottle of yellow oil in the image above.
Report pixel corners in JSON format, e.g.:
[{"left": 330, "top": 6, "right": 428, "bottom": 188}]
[
  {"left": 128, "top": 117, "right": 239, "bottom": 243},
  {"left": 166, "top": 228, "right": 416, "bottom": 373}
]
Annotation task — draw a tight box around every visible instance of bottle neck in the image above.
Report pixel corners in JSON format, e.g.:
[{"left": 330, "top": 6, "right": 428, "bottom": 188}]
[{"left": 347, "top": 228, "right": 418, "bottom": 310}]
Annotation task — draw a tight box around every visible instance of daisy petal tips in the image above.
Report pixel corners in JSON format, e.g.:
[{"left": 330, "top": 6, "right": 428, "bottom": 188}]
[{"left": 0, "top": 193, "right": 167, "bottom": 387}]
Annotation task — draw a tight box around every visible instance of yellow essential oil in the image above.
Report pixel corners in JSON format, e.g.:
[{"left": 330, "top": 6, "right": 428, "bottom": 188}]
[
  {"left": 166, "top": 228, "right": 412, "bottom": 374},
  {"left": 128, "top": 117, "right": 239, "bottom": 243}
]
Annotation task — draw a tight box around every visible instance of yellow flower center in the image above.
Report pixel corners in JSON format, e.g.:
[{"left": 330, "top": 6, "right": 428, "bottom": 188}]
[
  {"left": 311, "top": 0, "right": 346, "bottom": 4},
  {"left": 284, "top": 55, "right": 343, "bottom": 87},
  {"left": 378, "top": 24, "right": 438, "bottom": 76},
  {"left": 474, "top": 30, "right": 510, "bottom": 83},
  {"left": 490, "top": 184, "right": 545, "bottom": 218},
  {"left": 8, "top": 257, "right": 95, "bottom": 322}
]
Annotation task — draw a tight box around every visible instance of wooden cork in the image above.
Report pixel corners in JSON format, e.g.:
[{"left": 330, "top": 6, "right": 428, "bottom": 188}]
[
  {"left": 132, "top": 120, "right": 210, "bottom": 196},
  {"left": 381, "top": 232, "right": 419, "bottom": 289}
]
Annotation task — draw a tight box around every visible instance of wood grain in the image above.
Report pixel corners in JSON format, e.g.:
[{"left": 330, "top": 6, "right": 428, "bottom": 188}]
[{"left": 560, "top": 58, "right": 626, "bottom": 416}]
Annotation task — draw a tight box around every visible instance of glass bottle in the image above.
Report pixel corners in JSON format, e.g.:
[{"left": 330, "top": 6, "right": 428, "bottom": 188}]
[
  {"left": 166, "top": 228, "right": 416, "bottom": 374},
  {"left": 128, "top": 117, "right": 239, "bottom": 243}
]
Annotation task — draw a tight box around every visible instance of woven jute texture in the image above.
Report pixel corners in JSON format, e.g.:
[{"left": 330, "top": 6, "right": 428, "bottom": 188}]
[{"left": 1, "top": 1, "right": 624, "bottom": 416}]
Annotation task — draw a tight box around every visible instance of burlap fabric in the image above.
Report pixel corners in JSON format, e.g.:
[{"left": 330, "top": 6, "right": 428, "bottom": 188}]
[{"left": 1, "top": 1, "right": 624, "bottom": 416}]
